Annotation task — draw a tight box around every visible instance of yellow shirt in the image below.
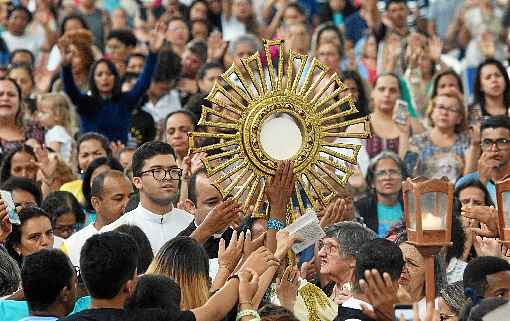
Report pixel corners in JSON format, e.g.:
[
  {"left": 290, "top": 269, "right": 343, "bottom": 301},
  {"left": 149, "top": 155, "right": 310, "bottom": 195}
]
[{"left": 60, "top": 179, "right": 84, "bottom": 204}]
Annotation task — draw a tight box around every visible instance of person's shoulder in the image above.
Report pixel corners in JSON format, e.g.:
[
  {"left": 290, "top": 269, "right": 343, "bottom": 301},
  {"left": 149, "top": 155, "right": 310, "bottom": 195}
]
[
  {"left": 173, "top": 207, "right": 194, "bottom": 219},
  {"left": 59, "top": 308, "right": 125, "bottom": 321},
  {"left": 66, "top": 224, "right": 95, "bottom": 245},
  {"left": 0, "top": 299, "right": 29, "bottom": 321},
  {"left": 101, "top": 210, "right": 136, "bottom": 232}
]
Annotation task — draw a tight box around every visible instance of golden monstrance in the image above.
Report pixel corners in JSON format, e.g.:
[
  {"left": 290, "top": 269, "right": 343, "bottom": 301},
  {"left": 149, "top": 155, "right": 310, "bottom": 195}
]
[{"left": 189, "top": 39, "right": 370, "bottom": 221}]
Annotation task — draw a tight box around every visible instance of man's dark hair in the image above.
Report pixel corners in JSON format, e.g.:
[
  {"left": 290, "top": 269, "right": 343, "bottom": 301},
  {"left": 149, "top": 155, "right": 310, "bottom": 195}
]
[
  {"left": 82, "top": 157, "right": 124, "bottom": 211},
  {"left": 385, "top": 0, "right": 407, "bottom": 10},
  {"left": 185, "top": 39, "right": 207, "bottom": 64},
  {"left": 132, "top": 142, "right": 176, "bottom": 177},
  {"left": 124, "top": 274, "right": 181, "bottom": 311},
  {"left": 91, "top": 170, "right": 127, "bottom": 199},
  {"left": 121, "top": 72, "right": 140, "bottom": 86},
  {"left": 188, "top": 168, "right": 206, "bottom": 204},
  {"left": 464, "top": 297, "right": 508, "bottom": 321},
  {"left": 163, "top": 109, "right": 198, "bottom": 131},
  {"left": 480, "top": 115, "right": 510, "bottom": 135},
  {"left": 128, "top": 53, "right": 146, "bottom": 64},
  {"left": 10, "top": 49, "right": 35, "bottom": 66},
  {"left": 324, "top": 222, "right": 376, "bottom": 257},
  {"left": 114, "top": 224, "right": 154, "bottom": 274},
  {"left": 107, "top": 29, "right": 138, "bottom": 48},
  {"left": 22, "top": 249, "right": 74, "bottom": 311},
  {"left": 1, "top": 177, "right": 42, "bottom": 206},
  {"left": 463, "top": 256, "right": 510, "bottom": 299},
  {"left": 7, "top": 5, "right": 32, "bottom": 23},
  {"left": 80, "top": 231, "right": 138, "bottom": 299},
  {"left": 355, "top": 238, "right": 404, "bottom": 284},
  {"left": 197, "top": 61, "right": 224, "bottom": 81},
  {"left": 42, "top": 191, "right": 85, "bottom": 226},
  {"left": 153, "top": 50, "right": 182, "bottom": 83}
]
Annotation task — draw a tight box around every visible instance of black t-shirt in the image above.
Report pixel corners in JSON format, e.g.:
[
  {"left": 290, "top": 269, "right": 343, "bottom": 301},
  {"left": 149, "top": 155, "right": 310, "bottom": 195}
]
[
  {"left": 58, "top": 308, "right": 196, "bottom": 321},
  {"left": 334, "top": 306, "right": 377, "bottom": 321}
]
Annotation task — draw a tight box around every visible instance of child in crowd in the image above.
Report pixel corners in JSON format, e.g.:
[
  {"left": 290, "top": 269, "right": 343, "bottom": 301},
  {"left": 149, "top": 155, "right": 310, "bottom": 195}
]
[{"left": 36, "top": 93, "right": 76, "bottom": 163}]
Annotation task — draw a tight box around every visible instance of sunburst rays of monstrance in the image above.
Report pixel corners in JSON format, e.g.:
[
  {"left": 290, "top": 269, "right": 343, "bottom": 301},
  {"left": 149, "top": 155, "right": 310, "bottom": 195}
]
[{"left": 188, "top": 39, "right": 371, "bottom": 221}]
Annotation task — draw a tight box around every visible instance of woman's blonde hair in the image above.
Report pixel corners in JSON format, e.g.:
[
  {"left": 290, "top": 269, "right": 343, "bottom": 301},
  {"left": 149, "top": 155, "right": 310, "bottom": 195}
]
[
  {"left": 36, "top": 93, "right": 78, "bottom": 136},
  {"left": 146, "top": 237, "right": 210, "bottom": 310},
  {"left": 426, "top": 92, "right": 467, "bottom": 133}
]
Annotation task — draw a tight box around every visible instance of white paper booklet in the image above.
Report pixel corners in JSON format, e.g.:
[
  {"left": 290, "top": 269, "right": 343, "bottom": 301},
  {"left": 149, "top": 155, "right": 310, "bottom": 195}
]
[{"left": 284, "top": 209, "right": 325, "bottom": 254}]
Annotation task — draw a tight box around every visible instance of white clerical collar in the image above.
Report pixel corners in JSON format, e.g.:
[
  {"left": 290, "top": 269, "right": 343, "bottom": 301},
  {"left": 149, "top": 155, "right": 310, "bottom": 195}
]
[{"left": 137, "top": 203, "right": 176, "bottom": 224}]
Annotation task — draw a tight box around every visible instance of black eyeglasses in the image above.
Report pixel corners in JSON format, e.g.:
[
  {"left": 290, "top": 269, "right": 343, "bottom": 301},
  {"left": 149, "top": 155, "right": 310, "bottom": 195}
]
[
  {"left": 139, "top": 168, "right": 183, "bottom": 181},
  {"left": 481, "top": 138, "right": 510, "bottom": 151}
]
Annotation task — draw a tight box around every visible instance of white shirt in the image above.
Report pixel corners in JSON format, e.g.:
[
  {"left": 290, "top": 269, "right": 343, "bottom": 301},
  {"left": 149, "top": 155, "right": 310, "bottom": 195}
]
[
  {"left": 221, "top": 15, "right": 246, "bottom": 42},
  {"left": 2, "top": 31, "right": 45, "bottom": 61},
  {"left": 61, "top": 223, "right": 99, "bottom": 267},
  {"left": 101, "top": 203, "right": 194, "bottom": 254},
  {"left": 142, "top": 90, "right": 182, "bottom": 123},
  {"left": 45, "top": 125, "right": 73, "bottom": 163},
  {"left": 53, "top": 235, "right": 65, "bottom": 250}
]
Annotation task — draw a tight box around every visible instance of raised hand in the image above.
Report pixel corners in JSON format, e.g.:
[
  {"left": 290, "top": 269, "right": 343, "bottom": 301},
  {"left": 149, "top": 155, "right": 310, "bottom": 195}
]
[
  {"left": 359, "top": 269, "right": 398, "bottom": 321},
  {"left": 266, "top": 161, "right": 295, "bottom": 220},
  {"left": 473, "top": 236, "right": 503, "bottom": 258},
  {"left": 110, "top": 140, "right": 125, "bottom": 160},
  {"left": 277, "top": 266, "right": 300, "bottom": 311},
  {"left": 33, "top": 146, "right": 58, "bottom": 183},
  {"left": 274, "top": 229, "right": 303, "bottom": 261},
  {"left": 428, "top": 36, "right": 443, "bottom": 62},
  {"left": 201, "top": 198, "right": 243, "bottom": 236},
  {"left": 190, "top": 152, "right": 206, "bottom": 175},
  {"left": 148, "top": 22, "right": 167, "bottom": 53},
  {"left": 461, "top": 205, "right": 499, "bottom": 237},
  {"left": 319, "top": 198, "right": 352, "bottom": 228},
  {"left": 207, "top": 31, "right": 228, "bottom": 62},
  {"left": 239, "top": 246, "right": 279, "bottom": 276},
  {"left": 243, "top": 229, "right": 266, "bottom": 258},
  {"left": 238, "top": 268, "right": 259, "bottom": 306},
  {"left": 0, "top": 199, "right": 12, "bottom": 243},
  {"left": 218, "top": 230, "right": 245, "bottom": 273}
]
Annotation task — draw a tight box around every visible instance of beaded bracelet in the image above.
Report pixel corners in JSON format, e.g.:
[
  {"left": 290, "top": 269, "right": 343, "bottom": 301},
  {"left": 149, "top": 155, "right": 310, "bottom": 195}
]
[
  {"left": 267, "top": 218, "right": 285, "bottom": 231},
  {"left": 236, "top": 309, "right": 261, "bottom": 321}
]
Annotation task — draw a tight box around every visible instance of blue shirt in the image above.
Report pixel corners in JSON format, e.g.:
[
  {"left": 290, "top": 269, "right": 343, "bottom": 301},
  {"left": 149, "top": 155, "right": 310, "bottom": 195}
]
[
  {"left": 0, "top": 296, "right": 91, "bottom": 321},
  {"left": 19, "top": 317, "right": 57, "bottom": 321},
  {"left": 344, "top": 12, "right": 367, "bottom": 46},
  {"left": 62, "top": 52, "right": 157, "bottom": 144},
  {"left": 377, "top": 202, "right": 403, "bottom": 237}
]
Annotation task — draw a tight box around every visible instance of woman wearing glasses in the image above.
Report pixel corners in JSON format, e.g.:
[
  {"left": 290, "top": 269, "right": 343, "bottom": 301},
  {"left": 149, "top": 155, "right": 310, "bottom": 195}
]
[
  {"left": 404, "top": 93, "right": 469, "bottom": 182},
  {"left": 354, "top": 151, "right": 408, "bottom": 237}
]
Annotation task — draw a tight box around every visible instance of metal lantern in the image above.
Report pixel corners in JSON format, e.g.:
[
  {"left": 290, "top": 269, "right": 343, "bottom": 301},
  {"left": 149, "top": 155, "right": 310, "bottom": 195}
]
[
  {"left": 402, "top": 176, "right": 454, "bottom": 305},
  {"left": 496, "top": 178, "right": 510, "bottom": 243},
  {"left": 402, "top": 177, "right": 454, "bottom": 247}
]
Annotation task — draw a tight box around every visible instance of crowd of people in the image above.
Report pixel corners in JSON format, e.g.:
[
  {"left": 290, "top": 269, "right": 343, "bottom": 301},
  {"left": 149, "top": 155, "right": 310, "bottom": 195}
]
[{"left": 1, "top": 0, "right": 510, "bottom": 320}]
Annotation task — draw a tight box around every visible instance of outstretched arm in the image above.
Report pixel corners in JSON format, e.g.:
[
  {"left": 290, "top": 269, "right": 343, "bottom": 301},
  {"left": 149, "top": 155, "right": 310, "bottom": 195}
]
[{"left": 122, "top": 22, "right": 167, "bottom": 105}]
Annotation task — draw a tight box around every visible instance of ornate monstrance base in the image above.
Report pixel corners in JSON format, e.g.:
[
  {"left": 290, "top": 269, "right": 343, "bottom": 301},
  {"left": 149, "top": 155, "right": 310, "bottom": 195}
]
[{"left": 189, "top": 39, "right": 370, "bottom": 218}]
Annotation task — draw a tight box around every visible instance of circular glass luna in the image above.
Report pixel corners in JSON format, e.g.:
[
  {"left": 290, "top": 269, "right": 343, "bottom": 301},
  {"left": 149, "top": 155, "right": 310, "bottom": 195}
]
[{"left": 259, "top": 113, "right": 303, "bottom": 160}]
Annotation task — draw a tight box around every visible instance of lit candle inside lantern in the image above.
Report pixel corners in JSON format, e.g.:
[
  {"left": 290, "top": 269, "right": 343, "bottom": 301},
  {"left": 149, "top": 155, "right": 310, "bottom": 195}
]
[{"left": 422, "top": 212, "right": 442, "bottom": 230}]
